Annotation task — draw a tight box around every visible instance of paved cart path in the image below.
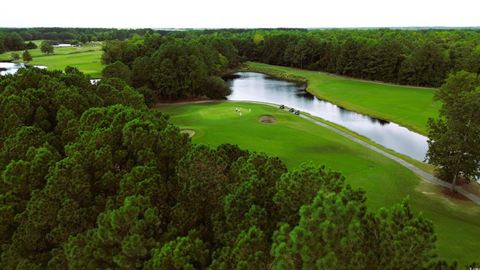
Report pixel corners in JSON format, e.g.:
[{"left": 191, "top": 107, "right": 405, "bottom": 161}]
[{"left": 158, "top": 100, "right": 480, "bottom": 206}]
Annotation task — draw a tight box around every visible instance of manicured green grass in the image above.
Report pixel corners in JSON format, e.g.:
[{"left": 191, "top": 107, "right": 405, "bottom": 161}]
[
  {"left": 245, "top": 62, "right": 441, "bottom": 135},
  {"left": 0, "top": 42, "right": 104, "bottom": 77},
  {"left": 157, "top": 101, "right": 480, "bottom": 266},
  {"left": 29, "top": 50, "right": 103, "bottom": 77}
]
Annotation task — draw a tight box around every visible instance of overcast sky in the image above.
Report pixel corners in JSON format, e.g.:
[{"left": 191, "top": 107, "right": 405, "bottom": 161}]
[{"left": 1, "top": 0, "right": 479, "bottom": 28}]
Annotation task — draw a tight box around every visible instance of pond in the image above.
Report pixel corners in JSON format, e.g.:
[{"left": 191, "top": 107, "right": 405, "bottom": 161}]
[
  {"left": 0, "top": 62, "right": 47, "bottom": 76},
  {"left": 0, "top": 62, "right": 99, "bottom": 84},
  {"left": 225, "top": 72, "right": 428, "bottom": 161}
]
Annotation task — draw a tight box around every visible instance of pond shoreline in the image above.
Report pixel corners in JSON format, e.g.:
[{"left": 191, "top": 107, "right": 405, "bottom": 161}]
[
  {"left": 240, "top": 62, "right": 434, "bottom": 135},
  {"left": 226, "top": 72, "right": 429, "bottom": 161}
]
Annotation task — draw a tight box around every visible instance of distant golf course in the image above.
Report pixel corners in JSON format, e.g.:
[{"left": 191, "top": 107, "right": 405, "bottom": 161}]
[
  {"left": 157, "top": 101, "right": 480, "bottom": 266},
  {"left": 0, "top": 41, "right": 104, "bottom": 77},
  {"left": 245, "top": 62, "right": 441, "bottom": 135}
]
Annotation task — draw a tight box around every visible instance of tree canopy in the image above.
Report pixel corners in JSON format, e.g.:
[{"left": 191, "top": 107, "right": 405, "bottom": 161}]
[
  {"left": 0, "top": 67, "right": 461, "bottom": 269},
  {"left": 427, "top": 71, "right": 480, "bottom": 188},
  {"left": 102, "top": 34, "right": 234, "bottom": 101},
  {"left": 21, "top": 50, "right": 32, "bottom": 62},
  {"left": 40, "top": 41, "right": 54, "bottom": 54}
]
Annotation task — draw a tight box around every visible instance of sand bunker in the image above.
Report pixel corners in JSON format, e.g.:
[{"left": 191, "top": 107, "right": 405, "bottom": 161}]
[
  {"left": 259, "top": 115, "right": 276, "bottom": 123},
  {"left": 180, "top": 129, "right": 195, "bottom": 138}
]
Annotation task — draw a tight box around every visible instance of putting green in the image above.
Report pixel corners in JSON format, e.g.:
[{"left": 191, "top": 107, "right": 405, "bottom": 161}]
[
  {"left": 245, "top": 62, "right": 441, "bottom": 135},
  {"left": 157, "top": 101, "right": 480, "bottom": 266}
]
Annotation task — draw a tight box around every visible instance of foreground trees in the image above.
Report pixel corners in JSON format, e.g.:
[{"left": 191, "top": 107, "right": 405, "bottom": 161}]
[
  {"left": 0, "top": 68, "right": 458, "bottom": 269},
  {"left": 427, "top": 71, "right": 480, "bottom": 189}
]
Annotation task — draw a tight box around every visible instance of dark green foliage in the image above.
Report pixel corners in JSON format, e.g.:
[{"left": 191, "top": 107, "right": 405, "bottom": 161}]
[
  {"left": 104, "top": 35, "right": 237, "bottom": 101},
  {"left": 398, "top": 42, "right": 448, "bottom": 87},
  {"left": 3, "top": 27, "right": 480, "bottom": 88},
  {"left": 427, "top": 71, "right": 480, "bottom": 188},
  {"left": 0, "top": 32, "right": 25, "bottom": 51},
  {"left": 10, "top": 53, "right": 19, "bottom": 61},
  {"left": 226, "top": 29, "right": 480, "bottom": 87},
  {"left": 40, "top": 41, "right": 54, "bottom": 54},
  {"left": 273, "top": 164, "right": 346, "bottom": 225},
  {"left": 21, "top": 50, "right": 32, "bottom": 62},
  {"left": 210, "top": 226, "right": 268, "bottom": 270},
  {"left": 102, "top": 40, "right": 138, "bottom": 65},
  {"left": 25, "top": 41, "right": 37, "bottom": 50},
  {"left": 102, "top": 61, "right": 132, "bottom": 83},
  {"left": 0, "top": 27, "right": 158, "bottom": 43},
  {"left": 0, "top": 48, "right": 454, "bottom": 269},
  {"left": 65, "top": 195, "right": 163, "bottom": 269},
  {"left": 145, "top": 230, "right": 209, "bottom": 270},
  {"left": 272, "top": 191, "right": 437, "bottom": 269},
  {"left": 202, "top": 76, "right": 231, "bottom": 99}
]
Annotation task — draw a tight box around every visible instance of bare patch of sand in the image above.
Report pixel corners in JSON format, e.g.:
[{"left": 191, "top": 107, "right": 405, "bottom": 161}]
[
  {"left": 180, "top": 129, "right": 195, "bottom": 138},
  {"left": 259, "top": 115, "right": 276, "bottom": 123}
]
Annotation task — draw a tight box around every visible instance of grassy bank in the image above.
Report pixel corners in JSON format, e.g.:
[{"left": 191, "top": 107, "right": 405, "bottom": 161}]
[
  {"left": 157, "top": 101, "right": 480, "bottom": 266},
  {"left": 244, "top": 62, "right": 440, "bottom": 135},
  {"left": 0, "top": 42, "right": 104, "bottom": 77}
]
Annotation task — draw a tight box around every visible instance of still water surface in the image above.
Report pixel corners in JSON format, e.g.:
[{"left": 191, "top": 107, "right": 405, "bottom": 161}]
[
  {"left": 226, "top": 72, "right": 428, "bottom": 161},
  {"left": 0, "top": 62, "right": 99, "bottom": 84},
  {"left": 0, "top": 62, "right": 46, "bottom": 75}
]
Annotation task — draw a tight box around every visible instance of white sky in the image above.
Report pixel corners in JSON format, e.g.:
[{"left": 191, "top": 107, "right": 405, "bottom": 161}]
[{"left": 1, "top": 0, "right": 479, "bottom": 28}]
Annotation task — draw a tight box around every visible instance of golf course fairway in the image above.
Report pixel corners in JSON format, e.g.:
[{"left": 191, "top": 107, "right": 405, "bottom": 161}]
[
  {"left": 157, "top": 101, "right": 480, "bottom": 266},
  {"left": 0, "top": 42, "right": 104, "bottom": 77},
  {"left": 245, "top": 62, "right": 441, "bottom": 135}
]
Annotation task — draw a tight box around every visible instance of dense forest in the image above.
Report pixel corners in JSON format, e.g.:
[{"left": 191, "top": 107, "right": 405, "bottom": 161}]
[
  {"left": 0, "top": 67, "right": 463, "bottom": 269},
  {"left": 224, "top": 29, "right": 480, "bottom": 87},
  {"left": 99, "top": 28, "right": 480, "bottom": 97},
  {"left": 3, "top": 28, "right": 480, "bottom": 89},
  {"left": 101, "top": 33, "right": 237, "bottom": 101},
  {"left": 0, "top": 28, "right": 163, "bottom": 52}
]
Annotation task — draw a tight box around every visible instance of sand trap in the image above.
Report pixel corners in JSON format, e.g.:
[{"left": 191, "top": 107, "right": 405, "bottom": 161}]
[
  {"left": 259, "top": 115, "right": 276, "bottom": 123},
  {"left": 180, "top": 129, "right": 195, "bottom": 138}
]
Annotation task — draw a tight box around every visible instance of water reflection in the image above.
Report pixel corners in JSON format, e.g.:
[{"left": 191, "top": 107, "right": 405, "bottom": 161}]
[
  {"left": 0, "top": 62, "right": 47, "bottom": 76},
  {"left": 1, "top": 62, "right": 99, "bottom": 85},
  {"left": 225, "top": 72, "right": 428, "bottom": 161}
]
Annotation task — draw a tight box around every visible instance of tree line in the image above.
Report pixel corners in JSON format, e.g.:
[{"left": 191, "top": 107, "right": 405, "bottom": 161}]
[
  {"left": 222, "top": 29, "right": 480, "bottom": 87},
  {"left": 1, "top": 66, "right": 470, "bottom": 269},
  {"left": 0, "top": 28, "right": 169, "bottom": 53},
  {"left": 0, "top": 32, "right": 38, "bottom": 53},
  {"left": 101, "top": 33, "right": 239, "bottom": 102},
  {"left": 5, "top": 27, "right": 480, "bottom": 88},
  {"left": 99, "top": 28, "right": 480, "bottom": 104}
]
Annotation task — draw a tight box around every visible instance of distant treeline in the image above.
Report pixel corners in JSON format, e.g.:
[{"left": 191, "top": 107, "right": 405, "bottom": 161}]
[
  {"left": 4, "top": 27, "right": 480, "bottom": 89},
  {"left": 100, "top": 28, "right": 480, "bottom": 101},
  {"left": 220, "top": 29, "right": 480, "bottom": 87},
  {"left": 0, "top": 28, "right": 171, "bottom": 53}
]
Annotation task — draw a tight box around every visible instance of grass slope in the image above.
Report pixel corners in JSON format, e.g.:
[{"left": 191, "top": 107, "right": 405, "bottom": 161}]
[
  {"left": 0, "top": 42, "right": 104, "bottom": 77},
  {"left": 245, "top": 62, "right": 440, "bottom": 135},
  {"left": 157, "top": 101, "right": 480, "bottom": 266}
]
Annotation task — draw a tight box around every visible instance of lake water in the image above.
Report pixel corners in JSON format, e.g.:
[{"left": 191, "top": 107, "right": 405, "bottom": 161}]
[
  {"left": 225, "top": 72, "right": 428, "bottom": 161},
  {"left": 0, "top": 62, "right": 47, "bottom": 75},
  {"left": 0, "top": 62, "right": 99, "bottom": 84}
]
